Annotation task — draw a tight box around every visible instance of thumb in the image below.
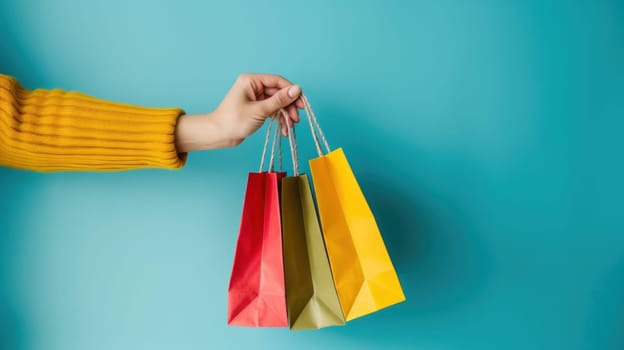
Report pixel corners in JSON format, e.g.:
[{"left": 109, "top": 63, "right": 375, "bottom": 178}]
[{"left": 255, "top": 85, "right": 301, "bottom": 116}]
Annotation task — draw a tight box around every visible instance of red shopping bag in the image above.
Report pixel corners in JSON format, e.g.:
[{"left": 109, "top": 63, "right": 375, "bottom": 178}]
[{"left": 227, "top": 118, "right": 288, "bottom": 327}]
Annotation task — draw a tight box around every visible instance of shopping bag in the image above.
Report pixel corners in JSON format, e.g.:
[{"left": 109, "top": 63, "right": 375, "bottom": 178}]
[
  {"left": 227, "top": 118, "right": 288, "bottom": 327},
  {"left": 303, "top": 95, "right": 406, "bottom": 321},
  {"left": 278, "top": 110, "right": 345, "bottom": 330}
]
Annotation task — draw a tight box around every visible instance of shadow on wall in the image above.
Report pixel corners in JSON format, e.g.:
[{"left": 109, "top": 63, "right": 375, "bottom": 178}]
[
  {"left": 0, "top": 170, "right": 40, "bottom": 350},
  {"left": 0, "top": 302, "right": 29, "bottom": 350},
  {"left": 586, "top": 258, "right": 624, "bottom": 350},
  {"left": 308, "top": 101, "right": 493, "bottom": 344}
]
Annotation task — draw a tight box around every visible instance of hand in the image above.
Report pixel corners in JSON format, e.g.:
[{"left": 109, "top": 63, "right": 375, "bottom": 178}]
[{"left": 175, "top": 74, "right": 303, "bottom": 153}]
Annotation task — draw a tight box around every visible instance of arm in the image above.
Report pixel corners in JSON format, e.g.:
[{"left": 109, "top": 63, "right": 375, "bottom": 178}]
[{"left": 0, "top": 73, "right": 301, "bottom": 172}]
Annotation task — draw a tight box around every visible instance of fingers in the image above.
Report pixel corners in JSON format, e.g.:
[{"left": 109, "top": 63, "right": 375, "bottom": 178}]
[
  {"left": 238, "top": 73, "right": 293, "bottom": 90},
  {"left": 237, "top": 73, "right": 304, "bottom": 134},
  {"left": 263, "top": 87, "right": 304, "bottom": 111},
  {"left": 264, "top": 92, "right": 299, "bottom": 125},
  {"left": 287, "top": 104, "right": 299, "bottom": 123},
  {"left": 254, "top": 85, "right": 301, "bottom": 117},
  {"left": 267, "top": 91, "right": 299, "bottom": 137},
  {"left": 239, "top": 73, "right": 304, "bottom": 109},
  {"left": 264, "top": 87, "right": 280, "bottom": 96}
]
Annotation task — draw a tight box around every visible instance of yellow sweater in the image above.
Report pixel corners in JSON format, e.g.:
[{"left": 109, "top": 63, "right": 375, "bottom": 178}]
[{"left": 0, "top": 74, "right": 187, "bottom": 172}]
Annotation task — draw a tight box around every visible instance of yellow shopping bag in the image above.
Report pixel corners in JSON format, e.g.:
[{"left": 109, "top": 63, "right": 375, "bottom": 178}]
[{"left": 303, "top": 95, "right": 405, "bottom": 321}]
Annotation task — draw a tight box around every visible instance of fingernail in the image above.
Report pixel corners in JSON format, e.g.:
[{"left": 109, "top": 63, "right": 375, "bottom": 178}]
[{"left": 288, "top": 85, "right": 301, "bottom": 98}]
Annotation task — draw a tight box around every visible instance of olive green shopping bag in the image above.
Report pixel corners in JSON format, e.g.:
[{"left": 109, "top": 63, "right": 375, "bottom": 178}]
[{"left": 278, "top": 110, "right": 345, "bottom": 330}]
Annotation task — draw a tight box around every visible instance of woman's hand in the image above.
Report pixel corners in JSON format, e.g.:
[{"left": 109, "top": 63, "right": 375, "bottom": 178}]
[{"left": 175, "top": 74, "right": 303, "bottom": 153}]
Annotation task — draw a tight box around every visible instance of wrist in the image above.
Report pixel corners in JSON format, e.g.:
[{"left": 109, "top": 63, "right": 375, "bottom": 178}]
[{"left": 175, "top": 112, "right": 236, "bottom": 152}]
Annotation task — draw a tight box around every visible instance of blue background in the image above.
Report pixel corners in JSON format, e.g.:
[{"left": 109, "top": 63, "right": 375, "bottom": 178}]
[{"left": 1, "top": 0, "right": 623, "bottom": 349}]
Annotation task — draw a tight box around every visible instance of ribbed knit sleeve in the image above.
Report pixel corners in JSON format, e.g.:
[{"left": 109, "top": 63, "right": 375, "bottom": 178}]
[{"left": 0, "top": 74, "right": 187, "bottom": 172}]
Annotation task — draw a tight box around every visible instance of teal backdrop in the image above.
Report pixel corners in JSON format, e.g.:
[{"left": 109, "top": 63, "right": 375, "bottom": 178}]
[{"left": 1, "top": 0, "right": 623, "bottom": 349}]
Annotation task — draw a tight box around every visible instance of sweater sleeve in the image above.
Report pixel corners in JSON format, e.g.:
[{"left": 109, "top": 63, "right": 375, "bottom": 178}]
[{"left": 0, "top": 74, "right": 187, "bottom": 172}]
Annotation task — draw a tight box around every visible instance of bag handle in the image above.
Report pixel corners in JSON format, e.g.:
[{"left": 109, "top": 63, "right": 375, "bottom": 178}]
[
  {"left": 262, "top": 93, "right": 325, "bottom": 173},
  {"left": 259, "top": 115, "right": 283, "bottom": 172},
  {"left": 301, "top": 94, "right": 331, "bottom": 157},
  {"left": 278, "top": 108, "right": 299, "bottom": 176}
]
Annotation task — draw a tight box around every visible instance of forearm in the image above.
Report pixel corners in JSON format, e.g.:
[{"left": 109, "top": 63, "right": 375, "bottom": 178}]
[
  {"left": 0, "top": 74, "right": 187, "bottom": 172},
  {"left": 174, "top": 112, "right": 239, "bottom": 153}
]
